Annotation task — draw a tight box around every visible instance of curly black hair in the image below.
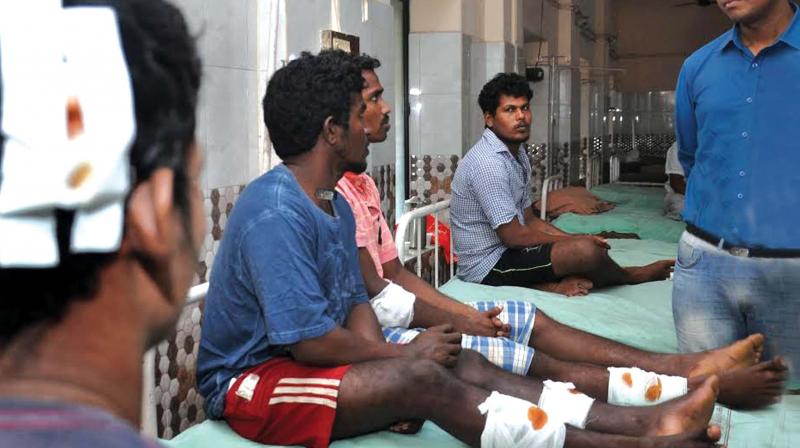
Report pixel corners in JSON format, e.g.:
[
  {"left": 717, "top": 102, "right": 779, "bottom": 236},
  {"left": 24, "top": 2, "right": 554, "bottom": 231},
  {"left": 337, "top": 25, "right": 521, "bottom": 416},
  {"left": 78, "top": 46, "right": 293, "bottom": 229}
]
[
  {"left": 0, "top": 0, "right": 201, "bottom": 345},
  {"left": 478, "top": 72, "right": 533, "bottom": 115},
  {"left": 353, "top": 53, "right": 381, "bottom": 72},
  {"left": 263, "top": 50, "right": 364, "bottom": 159}
]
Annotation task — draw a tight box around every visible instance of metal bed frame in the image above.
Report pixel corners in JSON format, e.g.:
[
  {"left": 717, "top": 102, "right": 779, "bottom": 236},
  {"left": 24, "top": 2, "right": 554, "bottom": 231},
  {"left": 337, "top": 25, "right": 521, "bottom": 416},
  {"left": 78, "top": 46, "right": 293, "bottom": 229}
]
[{"left": 394, "top": 199, "right": 454, "bottom": 289}]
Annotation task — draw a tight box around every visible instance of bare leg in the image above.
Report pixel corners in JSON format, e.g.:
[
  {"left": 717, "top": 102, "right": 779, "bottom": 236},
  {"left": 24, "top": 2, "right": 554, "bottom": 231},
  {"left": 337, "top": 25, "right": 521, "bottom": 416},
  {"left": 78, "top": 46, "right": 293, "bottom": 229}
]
[
  {"left": 531, "top": 311, "right": 785, "bottom": 407},
  {"left": 550, "top": 238, "right": 673, "bottom": 287},
  {"left": 532, "top": 311, "right": 762, "bottom": 377},
  {"left": 450, "top": 350, "right": 719, "bottom": 438},
  {"left": 332, "top": 358, "right": 488, "bottom": 446},
  {"left": 333, "top": 354, "right": 720, "bottom": 447},
  {"left": 565, "top": 427, "right": 721, "bottom": 448}
]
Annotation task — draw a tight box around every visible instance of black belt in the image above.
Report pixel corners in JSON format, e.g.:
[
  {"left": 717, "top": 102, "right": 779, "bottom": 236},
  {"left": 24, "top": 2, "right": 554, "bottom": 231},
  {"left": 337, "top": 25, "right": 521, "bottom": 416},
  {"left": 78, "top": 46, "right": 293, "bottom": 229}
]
[{"left": 686, "top": 224, "right": 800, "bottom": 258}]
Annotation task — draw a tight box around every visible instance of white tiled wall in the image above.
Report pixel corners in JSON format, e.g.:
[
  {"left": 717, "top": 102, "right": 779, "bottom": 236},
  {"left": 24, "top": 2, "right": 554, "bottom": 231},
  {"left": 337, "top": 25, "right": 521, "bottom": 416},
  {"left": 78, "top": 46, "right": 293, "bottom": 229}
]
[{"left": 171, "top": 0, "right": 262, "bottom": 191}]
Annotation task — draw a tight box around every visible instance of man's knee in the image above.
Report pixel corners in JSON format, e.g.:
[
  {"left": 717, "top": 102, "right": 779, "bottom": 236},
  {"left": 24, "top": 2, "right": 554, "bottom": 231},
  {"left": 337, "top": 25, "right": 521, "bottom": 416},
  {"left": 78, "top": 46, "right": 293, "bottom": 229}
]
[
  {"left": 399, "top": 358, "right": 452, "bottom": 394},
  {"left": 568, "top": 238, "right": 606, "bottom": 267}
]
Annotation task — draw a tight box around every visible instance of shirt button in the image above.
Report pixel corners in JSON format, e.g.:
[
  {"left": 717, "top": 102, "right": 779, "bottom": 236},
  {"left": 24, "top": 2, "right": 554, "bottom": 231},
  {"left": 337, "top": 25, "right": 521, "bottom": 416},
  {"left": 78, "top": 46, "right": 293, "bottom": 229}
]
[
  {"left": 752, "top": 62, "right": 759, "bottom": 68},
  {"left": 737, "top": 193, "right": 744, "bottom": 199},
  {"left": 739, "top": 170, "right": 746, "bottom": 176},
  {"left": 741, "top": 131, "right": 749, "bottom": 138},
  {"left": 746, "top": 97, "right": 753, "bottom": 103}
]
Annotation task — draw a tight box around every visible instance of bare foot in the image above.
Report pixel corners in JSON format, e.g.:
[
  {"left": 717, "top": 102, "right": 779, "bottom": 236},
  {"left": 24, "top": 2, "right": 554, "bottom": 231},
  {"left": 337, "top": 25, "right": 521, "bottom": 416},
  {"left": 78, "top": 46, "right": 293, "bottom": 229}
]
[
  {"left": 645, "top": 426, "right": 722, "bottom": 448},
  {"left": 624, "top": 260, "right": 675, "bottom": 284},
  {"left": 534, "top": 276, "right": 594, "bottom": 297},
  {"left": 687, "top": 333, "right": 764, "bottom": 378},
  {"left": 712, "top": 357, "right": 788, "bottom": 409},
  {"left": 648, "top": 375, "right": 719, "bottom": 437},
  {"left": 388, "top": 419, "right": 424, "bottom": 435}
]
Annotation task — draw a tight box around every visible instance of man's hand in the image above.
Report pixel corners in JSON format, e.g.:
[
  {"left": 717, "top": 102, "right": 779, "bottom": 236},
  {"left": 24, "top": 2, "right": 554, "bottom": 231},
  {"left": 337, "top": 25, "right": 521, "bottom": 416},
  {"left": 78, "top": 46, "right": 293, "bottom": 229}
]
[
  {"left": 454, "top": 306, "right": 511, "bottom": 338},
  {"left": 406, "top": 324, "right": 462, "bottom": 367},
  {"left": 574, "top": 234, "right": 610, "bottom": 250}
]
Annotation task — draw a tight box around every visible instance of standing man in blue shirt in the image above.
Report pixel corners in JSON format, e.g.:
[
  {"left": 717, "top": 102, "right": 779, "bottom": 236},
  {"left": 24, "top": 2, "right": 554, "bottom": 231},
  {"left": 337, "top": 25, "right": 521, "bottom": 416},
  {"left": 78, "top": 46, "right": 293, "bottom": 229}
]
[{"left": 673, "top": 0, "right": 800, "bottom": 391}]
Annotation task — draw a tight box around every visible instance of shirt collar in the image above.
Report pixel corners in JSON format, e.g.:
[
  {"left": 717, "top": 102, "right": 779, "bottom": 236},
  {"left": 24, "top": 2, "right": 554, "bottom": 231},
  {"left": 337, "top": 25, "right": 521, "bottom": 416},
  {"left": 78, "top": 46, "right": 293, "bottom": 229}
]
[
  {"left": 719, "top": 2, "right": 800, "bottom": 52},
  {"left": 482, "top": 127, "right": 525, "bottom": 156}
]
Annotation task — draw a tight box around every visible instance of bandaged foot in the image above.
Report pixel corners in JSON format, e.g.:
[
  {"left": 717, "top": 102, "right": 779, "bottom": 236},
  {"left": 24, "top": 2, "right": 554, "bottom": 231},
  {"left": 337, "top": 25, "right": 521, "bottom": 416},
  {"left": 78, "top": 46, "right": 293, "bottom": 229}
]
[
  {"left": 537, "top": 380, "right": 595, "bottom": 428},
  {"left": 478, "top": 391, "right": 565, "bottom": 448},
  {"left": 369, "top": 281, "right": 415, "bottom": 328},
  {"left": 608, "top": 367, "right": 687, "bottom": 406}
]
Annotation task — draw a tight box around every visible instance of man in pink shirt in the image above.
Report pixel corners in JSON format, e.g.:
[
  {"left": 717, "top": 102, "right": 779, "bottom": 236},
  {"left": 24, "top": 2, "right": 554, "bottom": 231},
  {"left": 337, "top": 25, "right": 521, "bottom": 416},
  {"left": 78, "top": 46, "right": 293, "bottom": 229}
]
[{"left": 336, "top": 53, "right": 786, "bottom": 411}]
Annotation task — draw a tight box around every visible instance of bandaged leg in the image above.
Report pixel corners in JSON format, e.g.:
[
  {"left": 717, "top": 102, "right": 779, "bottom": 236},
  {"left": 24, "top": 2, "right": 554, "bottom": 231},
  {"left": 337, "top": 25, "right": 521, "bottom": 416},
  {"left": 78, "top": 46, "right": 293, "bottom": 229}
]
[
  {"left": 369, "top": 281, "right": 415, "bottom": 328},
  {"left": 537, "top": 380, "right": 595, "bottom": 429},
  {"left": 607, "top": 367, "right": 688, "bottom": 406},
  {"left": 477, "top": 391, "right": 565, "bottom": 448}
]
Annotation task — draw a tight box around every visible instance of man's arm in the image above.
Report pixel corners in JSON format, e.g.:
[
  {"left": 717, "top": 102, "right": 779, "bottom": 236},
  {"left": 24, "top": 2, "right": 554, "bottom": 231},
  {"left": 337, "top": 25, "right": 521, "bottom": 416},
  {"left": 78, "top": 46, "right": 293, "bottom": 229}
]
[
  {"left": 524, "top": 207, "right": 571, "bottom": 237},
  {"left": 495, "top": 216, "right": 571, "bottom": 248},
  {"left": 675, "top": 63, "right": 698, "bottom": 178},
  {"left": 290, "top": 321, "right": 463, "bottom": 368},
  {"left": 382, "top": 257, "right": 509, "bottom": 337},
  {"left": 359, "top": 248, "right": 504, "bottom": 336}
]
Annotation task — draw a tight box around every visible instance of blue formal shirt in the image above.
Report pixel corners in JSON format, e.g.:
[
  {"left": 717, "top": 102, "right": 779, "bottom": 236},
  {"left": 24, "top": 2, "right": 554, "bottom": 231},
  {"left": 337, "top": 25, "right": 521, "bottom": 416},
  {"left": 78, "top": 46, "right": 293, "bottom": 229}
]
[
  {"left": 451, "top": 128, "right": 533, "bottom": 282},
  {"left": 675, "top": 2, "right": 800, "bottom": 249},
  {"left": 196, "top": 164, "right": 369, "bottom": 419}
]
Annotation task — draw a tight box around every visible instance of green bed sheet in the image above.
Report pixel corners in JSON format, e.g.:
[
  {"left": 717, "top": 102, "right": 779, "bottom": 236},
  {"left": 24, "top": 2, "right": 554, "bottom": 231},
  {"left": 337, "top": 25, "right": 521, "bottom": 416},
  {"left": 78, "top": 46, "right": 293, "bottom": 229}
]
[
  {"left": 163, "top": 239, "right": 798, "bottom": 448},
  {"left": 553, "top": 184, "right": 686, "bottom": 243}
]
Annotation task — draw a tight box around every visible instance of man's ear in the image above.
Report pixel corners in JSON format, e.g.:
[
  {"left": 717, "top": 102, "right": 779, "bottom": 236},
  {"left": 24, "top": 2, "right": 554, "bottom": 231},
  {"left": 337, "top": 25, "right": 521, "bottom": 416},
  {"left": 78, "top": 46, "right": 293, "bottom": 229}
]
[
  {"left": 124, "top": 168, "right": 176, "bottom": 258},
  {"left": 484, "top": 111, "right": 495, "bottom": 128},
  {"left": 321, "top": 116, "right": 342, "bottom": 146}
]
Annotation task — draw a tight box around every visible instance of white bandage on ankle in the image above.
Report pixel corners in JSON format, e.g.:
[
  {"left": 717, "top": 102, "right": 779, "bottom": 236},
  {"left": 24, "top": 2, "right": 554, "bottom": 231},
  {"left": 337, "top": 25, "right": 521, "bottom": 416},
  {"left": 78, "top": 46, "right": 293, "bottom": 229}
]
[
  {"left": 478, "top": 391, "right": 566, "bottom": 448},
  {"left": 537, "top": 380, "right": 595, "bottom": 429},
  {"left": 607, "top": 367, "right": 688, "bottom": 406},
  {"left": 369, "top": 281, "right": 416, "bottom": 328}
]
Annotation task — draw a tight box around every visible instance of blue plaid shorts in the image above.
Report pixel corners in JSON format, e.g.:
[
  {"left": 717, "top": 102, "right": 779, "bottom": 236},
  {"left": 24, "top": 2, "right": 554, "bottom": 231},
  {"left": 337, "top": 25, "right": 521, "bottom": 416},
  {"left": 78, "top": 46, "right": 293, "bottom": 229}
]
[{"left": 382, "top": 300, "right": 536, "bottom": 375}]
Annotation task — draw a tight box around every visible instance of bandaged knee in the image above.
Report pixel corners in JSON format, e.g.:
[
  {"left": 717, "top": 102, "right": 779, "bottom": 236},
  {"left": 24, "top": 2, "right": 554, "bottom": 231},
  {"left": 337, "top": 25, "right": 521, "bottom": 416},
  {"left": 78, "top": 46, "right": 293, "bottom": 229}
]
[
  {"left": 607, "top": 367, "right": 687, "bottom": 406},
  {"left": 478, "top": 391, "right": 565, "bottom": 448},
  {"left": 537, "top": 380, "right": 595, "bottom": 429},
  {"left": 369, "top": 281, "right": 415, "bottom": 328}
]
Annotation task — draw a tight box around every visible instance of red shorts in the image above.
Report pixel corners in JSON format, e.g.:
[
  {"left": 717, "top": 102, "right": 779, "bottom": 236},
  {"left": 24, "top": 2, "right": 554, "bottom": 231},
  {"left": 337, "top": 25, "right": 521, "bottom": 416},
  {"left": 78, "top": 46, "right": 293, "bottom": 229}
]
[{"left": 223, "top": 357, "right": 352, "bottom": 448}]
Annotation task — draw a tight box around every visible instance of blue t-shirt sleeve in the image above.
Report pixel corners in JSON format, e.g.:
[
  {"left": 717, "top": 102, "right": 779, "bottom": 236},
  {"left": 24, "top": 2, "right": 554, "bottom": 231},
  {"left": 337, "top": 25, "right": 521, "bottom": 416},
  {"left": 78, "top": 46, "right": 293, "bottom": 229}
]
[
  {"left": 337, "top": 197, "right": 370, "bottom": 306},
  {"left": 675, "top": 61, "right": 698, "bottom": 178},
  {"left": 240, "top": 212, "right": 336, "bottom": 346}
]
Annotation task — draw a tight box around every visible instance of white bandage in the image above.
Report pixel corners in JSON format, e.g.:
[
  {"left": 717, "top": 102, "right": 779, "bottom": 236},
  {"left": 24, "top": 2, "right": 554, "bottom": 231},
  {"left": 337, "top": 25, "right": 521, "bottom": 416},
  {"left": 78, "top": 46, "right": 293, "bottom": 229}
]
[
  {"left": 537, "top": 380, "right": 595, "bottom": 429},
  {"left": 478, "top": 391, "right": 566, "bottom": 448},
  {"left": 369, "top": 281, "right": 416, "bottom": 328},
  {"left": 607, "top": 367, "right": 688, "bottom": 406},
  {"left": 0, "top": 3, "right": 135, "bottom": 267}
]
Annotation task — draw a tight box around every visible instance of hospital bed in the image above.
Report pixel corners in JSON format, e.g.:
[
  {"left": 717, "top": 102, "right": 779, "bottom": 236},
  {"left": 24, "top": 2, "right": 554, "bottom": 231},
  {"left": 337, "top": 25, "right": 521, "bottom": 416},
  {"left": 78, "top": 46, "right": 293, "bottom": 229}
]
[
  {"left": 146, "top": 196, "right": 798, "bottom": 448},
  {"left": 540, "top": 153, "right": 685, "bottom": 243}
]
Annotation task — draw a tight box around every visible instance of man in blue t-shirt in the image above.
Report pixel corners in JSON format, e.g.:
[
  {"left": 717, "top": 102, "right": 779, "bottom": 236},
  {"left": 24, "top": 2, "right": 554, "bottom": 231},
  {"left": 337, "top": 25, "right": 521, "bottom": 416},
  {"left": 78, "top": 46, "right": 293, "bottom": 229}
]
[{"left": 196, "top": 50, "right": 730, "bottom": 448}]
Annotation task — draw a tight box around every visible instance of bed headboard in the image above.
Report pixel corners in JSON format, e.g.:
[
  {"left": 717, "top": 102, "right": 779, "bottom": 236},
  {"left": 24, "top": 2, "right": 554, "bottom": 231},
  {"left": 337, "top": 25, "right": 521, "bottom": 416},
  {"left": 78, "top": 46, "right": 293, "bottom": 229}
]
[
  {"left": 539, "top": 175, "right": 564, "bottom": 221},
  {"left": 395, "top": 199, "right": 454, "bottom": 289}
]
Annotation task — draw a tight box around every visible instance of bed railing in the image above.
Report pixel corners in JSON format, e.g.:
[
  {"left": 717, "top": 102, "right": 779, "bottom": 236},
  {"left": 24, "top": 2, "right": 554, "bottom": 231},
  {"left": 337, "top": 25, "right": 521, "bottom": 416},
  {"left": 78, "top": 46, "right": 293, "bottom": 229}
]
[
  {"left": 141, "top": 282, "right": 209, "bottom": 438},
  {"left": 395, "top": 199, "right": 453, "bottom": 289},
  {"left": 586, "top": 152, "right": 602, "bottom": 189},
  {"left": 539, "top": 175, "right": 564, "bottom": 220}
]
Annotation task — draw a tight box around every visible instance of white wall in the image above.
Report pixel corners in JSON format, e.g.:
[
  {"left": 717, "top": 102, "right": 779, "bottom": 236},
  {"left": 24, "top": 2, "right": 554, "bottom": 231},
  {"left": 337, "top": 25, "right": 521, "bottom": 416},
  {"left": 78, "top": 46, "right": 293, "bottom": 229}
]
[{"left": 285, "top": 0, "right": 401, "bottom": 169}]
